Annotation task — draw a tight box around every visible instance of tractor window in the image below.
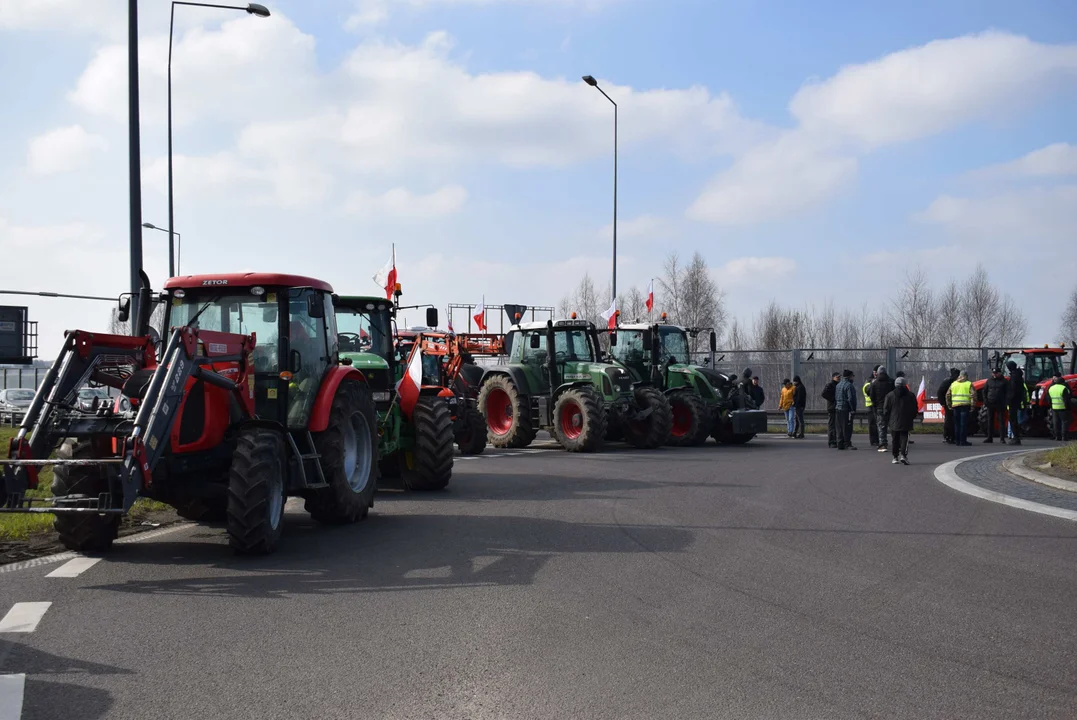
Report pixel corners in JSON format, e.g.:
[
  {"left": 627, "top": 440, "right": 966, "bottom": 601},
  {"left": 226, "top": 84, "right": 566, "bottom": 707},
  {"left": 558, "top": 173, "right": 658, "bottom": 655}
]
[
  {"left": 336, "top": 306, "right": 393, "bottom": 361},
  {"left": 659, "top": 328, "right": 690, "bottom": 365},
  {"left": 611, "top": 330, "right": 646, "bottom": 366},
  {"left": 553, "top": 329, "right": 595, "bottom": 362},
  {"left": 519, "top": 331, "right": 547, "bottom": 365},
  {"left": 287, "top": 288, "right": 330, "bottom": 428},
  {"left": 170, "top": 293, "right": 280, "bottom": 372},
  {"left": 1028, "top": 354, "right": 1062, "bottom": 384}
]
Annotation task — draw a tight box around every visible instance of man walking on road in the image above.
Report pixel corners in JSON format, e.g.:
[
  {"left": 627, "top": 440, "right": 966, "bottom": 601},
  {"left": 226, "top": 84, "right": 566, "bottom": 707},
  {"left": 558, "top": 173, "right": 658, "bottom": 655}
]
[
  {"left": 792, "top": 375, "right": 807, "bottom": 439},
  {"left": 937, "top": 368, "right": 959, "bottom": 444},
  {"left": 1048, "top": 373, "right": 1072, "bottom": 441},
  {"left": 947, "top": 371, "right": 974, "bottom": 446},
  {"left": 822, "top": 371, "right": 840, "bottom": 448},
  {"left": 835, "top": 369, "right": 858, "bottom": 450},
  {"left": 884, "top": 376, "right": 918, "bottom": 465},
  {"left": 779, "top": 379, "right": 795, "bottom": 437},
  {"left": 983, "top": 367, "right": 1009, "bottom": 444},
  {"left": 1007, "top": 360, "right": 1024, "bottom": 445},
  {"left": 869, "top": 366, "right": 895, "bottom": 453},
  {"left": 863, "top": 366, "right": 879, "bottom": 447}
]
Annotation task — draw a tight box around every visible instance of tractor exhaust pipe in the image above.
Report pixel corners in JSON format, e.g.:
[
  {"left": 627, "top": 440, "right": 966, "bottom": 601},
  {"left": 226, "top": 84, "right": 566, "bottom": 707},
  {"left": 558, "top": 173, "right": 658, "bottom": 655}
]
[
  {"left": 133, "top": 269, "right": 154, "bottom": 338},
  {"left": 1070, "top": 342, "right": 1076, "bottom": 376},
  {"left": 546, "top": 320, "right": 556, "bottom": 386}
]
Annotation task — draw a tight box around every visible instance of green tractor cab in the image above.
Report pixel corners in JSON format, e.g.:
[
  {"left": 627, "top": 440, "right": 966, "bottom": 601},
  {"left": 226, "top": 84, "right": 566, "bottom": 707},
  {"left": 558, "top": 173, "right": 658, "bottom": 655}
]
[
  {"left": 334, "top": 296, "right": 454, "bottom": 491},
  {"left": 477, "top": 318, "right": 672, "bottom": 452},
  {"left": 610, "top": 322, "right": 768, "bottom": 446}
]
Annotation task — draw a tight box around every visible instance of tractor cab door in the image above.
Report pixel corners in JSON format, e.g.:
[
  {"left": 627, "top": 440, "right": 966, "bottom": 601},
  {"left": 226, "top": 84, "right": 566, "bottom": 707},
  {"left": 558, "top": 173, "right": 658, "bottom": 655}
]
[
  {"left": 284, "top": 288, "right": 331, "bottom": 428},
  {"left": 518, "top": 329, "right": 550, "bottom": 393}
]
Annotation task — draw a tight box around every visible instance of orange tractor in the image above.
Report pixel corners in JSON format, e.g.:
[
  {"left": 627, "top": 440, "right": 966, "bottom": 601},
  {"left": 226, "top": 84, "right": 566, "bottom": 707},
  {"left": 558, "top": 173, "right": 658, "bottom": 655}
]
[{"left": 969, "top": 345, "right": 1077, "bottom": 437}]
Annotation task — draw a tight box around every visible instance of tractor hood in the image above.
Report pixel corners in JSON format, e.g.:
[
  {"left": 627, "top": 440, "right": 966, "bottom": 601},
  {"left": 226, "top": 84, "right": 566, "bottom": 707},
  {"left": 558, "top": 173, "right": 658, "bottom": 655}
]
[
  {"left": 561, "top": 361, "right": 634, "bottom": 398},
  {"left": 341, "top": 351, "right": 391, "bottom": 376}
]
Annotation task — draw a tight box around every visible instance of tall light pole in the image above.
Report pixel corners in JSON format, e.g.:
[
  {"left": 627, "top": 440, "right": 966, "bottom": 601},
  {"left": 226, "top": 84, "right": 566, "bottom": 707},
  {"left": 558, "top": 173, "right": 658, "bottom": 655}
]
[
  {"left": 583, "top": 74, "right": 617, "bottom": 303},
  {"left": 142, "top": 223, "right": 183, "bottom": 276},
  {"left": 128, "top": 0, "right": 144, "bottom": 331},
  {"left": 167, "top": 2, "right": 270, "bottom": 279}
]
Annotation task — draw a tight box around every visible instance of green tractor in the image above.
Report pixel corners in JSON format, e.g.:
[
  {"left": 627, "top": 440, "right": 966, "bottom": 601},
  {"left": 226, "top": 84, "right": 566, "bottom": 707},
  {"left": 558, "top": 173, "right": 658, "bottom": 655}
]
[
  {"left": 477, "top": 318, "right": 672, "bottom": 452},
  {"left": 333, "top": 296, "right": 455, "bottom": 490},
  {"left": 609, "top": 322, "right": 768, "bottom": 446}
]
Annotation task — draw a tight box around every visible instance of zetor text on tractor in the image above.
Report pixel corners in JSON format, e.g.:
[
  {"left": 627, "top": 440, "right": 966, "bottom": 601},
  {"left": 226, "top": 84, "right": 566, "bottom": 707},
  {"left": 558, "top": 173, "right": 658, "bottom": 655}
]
[{"left": 1, "top": 273, "right": 378, "bottom": 555}]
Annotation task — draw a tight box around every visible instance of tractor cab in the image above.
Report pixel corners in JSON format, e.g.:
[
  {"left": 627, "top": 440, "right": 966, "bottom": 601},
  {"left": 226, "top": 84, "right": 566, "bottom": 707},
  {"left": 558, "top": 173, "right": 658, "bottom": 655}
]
[{"left": 998, "top": 348, "right": 1066, "bottom": 386}]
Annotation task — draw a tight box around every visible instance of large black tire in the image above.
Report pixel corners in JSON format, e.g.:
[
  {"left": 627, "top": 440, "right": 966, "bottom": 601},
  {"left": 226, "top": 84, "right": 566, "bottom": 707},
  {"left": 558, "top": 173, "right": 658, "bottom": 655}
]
[
  {"left": 227, "top": 426, "right": 286, "bottom": 555},
  {"left": 478, "top": 375, "right": 536, "bottom": 449},
  {"left": 306, "top": 380, "right": 379, "bottom": 523},
  {"left": 667, "top": 390, "right": 711, "bottom": 447},
  {"left": 51, "top": 439, "right": 120, "bottom": 552},
  {"left": 405, "top": 397, "right": 455, "bottom": 491},
  {"left": 552, "top": 386, "right": 606, "bottom": 452},
  {"left": 455, "top": 404, "right": 487, "bottom": 455},
  {"left": 623, "top": 386, "right": 673, "bottom": 449},
  {"left": 972, "top": 405, "right": 990, "bottom": 438}
]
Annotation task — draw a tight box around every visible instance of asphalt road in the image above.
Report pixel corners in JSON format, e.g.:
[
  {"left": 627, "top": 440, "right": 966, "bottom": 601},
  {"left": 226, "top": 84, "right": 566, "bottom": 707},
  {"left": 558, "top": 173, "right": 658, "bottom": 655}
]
[{"left": 2, "top": 435, "right": 1076, "bottom": 719}]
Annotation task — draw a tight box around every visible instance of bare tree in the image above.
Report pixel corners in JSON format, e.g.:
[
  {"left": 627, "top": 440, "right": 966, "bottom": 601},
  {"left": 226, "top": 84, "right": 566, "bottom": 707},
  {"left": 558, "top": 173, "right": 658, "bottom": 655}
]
[
  {"left": 888, "top": 268, "right": 936, "bottom": 346},
  {"left": 621, "top": 286, "right": 646, "bottom": 323},
  {"left": 1060, "top": 286, "right": 1077, "bottom": 343},
  {"left": 656, "top": 251, "right": 725, "bottom": 351},
  {"left": 961, "top": 265, "right": 1002, "bottom": 348},
  {"left": 935, "top": 279, "right": 962, "bottom": 346},
  {"left": 996, "top": 294, "right": 1028, "bottom": 347},
  {"left": 725, "top": 318, "right": 749, "bottom": 350},
  {"left": 657, "top": 252, "right": 683, "bottom": 322}
]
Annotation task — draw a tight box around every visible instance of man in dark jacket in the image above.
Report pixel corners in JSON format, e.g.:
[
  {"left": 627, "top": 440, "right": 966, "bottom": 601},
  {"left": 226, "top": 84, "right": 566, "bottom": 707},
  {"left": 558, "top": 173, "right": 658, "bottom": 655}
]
[
  {"left": 983, "top": 367, "right": 1009, "bottom": 444},
  {"left": 1006, "top": 361, "right": 1024, "bottom": 445},
  {"left": 937, "top": 368, "right": 959, "bottom": 444},
  {"left": 750, "top": 376, "right": 766, "bottom": 409},
  {"left": 822, "top": 371, "right": 840, "bottom": 448},
  {"left": 835, "top": 369, "right": 857, "bottom": 450},
  {"left": 884, "top": 376, "right": 919, "bottom": 465},
  {"left": 792, "top": 375, "right": 807, "bottom": 439},
  {"left": 869, "top": 367, "right": 895, "bottom": 452}
]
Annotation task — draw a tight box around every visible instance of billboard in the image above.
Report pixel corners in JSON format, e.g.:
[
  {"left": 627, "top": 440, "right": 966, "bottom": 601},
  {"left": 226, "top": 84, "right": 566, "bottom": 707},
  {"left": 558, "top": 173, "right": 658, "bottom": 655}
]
[{"left": 0, "top": 306, "right": 33, "bottom": 364}]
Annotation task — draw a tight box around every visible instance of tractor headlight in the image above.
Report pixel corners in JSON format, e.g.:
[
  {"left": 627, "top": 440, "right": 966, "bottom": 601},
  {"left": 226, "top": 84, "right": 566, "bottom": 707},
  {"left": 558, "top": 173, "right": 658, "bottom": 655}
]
[{"left": 373, "top": 391, "right": 391, "bottom": 402}]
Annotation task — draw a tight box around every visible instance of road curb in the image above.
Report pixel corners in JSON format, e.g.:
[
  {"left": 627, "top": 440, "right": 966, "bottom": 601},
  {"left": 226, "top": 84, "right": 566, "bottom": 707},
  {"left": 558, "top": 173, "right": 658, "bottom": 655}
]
[
  {"left": 1002, "top": 452, "right": 1077, "bottom": 493},
  {"left": 934, "top": 450, "right": 1077, "bottom": 522}
]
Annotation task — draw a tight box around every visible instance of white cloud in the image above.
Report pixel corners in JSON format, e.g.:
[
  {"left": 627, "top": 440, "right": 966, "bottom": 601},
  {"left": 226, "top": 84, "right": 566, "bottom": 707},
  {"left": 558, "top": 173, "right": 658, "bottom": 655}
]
[
  {"left": 714, "top": 256, "right": 796, "bottom": 286},
  {"left": 973, "top": 142, "right": 1077, "bottom": 179},
  {"left": 344, "top": 185, "right": 469, "bottom": 217},
  {"left": 346, "top": 0, "right": 623, "bottom": 28},
  {"left": 915, "top": 184, "right": 1077, "bottom": 244},
  {"left": 26, "top": 125, "right": 108, "bottom": 175},
  {"left": 0, "top": 0, "right": 124, "bottom": 38},
  {"left": 600, "top": 214, "right": 669, "bottom": 239}
]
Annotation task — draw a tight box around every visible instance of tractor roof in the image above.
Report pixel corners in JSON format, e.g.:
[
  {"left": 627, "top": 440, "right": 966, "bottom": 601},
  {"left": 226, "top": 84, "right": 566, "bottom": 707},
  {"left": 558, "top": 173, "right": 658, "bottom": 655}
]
[
  {"left": 164, "top": 273, "right": 333, "bottom": 292},
  {"left": 616, "top": 322, "right": 686, "bottom": 332},
  {"left": 334, "top": 296, "right": 393, "bottom": 311},
  {"left": 1005, "top": 347, "right": 1067, "bottom": 355},
  {"left": 509, "top": 319, "right": 595, "bottom": 332}
]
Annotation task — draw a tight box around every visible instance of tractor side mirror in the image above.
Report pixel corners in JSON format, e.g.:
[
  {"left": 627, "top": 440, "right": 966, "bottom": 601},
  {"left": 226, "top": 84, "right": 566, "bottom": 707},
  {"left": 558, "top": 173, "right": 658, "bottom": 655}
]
[
  {"left": 709, "top": 331, "right": 717, "bottom": 352},
  {"left": 609, "top": 332, "right": 617, "bottom": 347},
  {"left": 529, "top": 334, "right": 541, "bottom": 349},
  {"left": 426, "top": 308, "right": 439, "bottom": 328},
  {"left": 641, "top": 330, "right": 653, "bottom": 351},
  {"left": 307, "top": 294, "right": 325, "bottom": 319},
  {"left": 117, "top": 296, "right": 131, "bottom": 323}
]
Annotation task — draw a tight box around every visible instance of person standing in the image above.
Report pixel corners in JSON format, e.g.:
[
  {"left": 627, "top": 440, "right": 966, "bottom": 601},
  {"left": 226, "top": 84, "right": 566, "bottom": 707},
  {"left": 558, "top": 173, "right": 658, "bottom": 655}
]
[
  {"left": 982, "top": 367, "right": 1009, "bottom": 444},
  {"left": 835, "top": 369, "right": 857, "bottom": 450},
  {"left": 1047, "top": 373, "right": 1072, "bottom": 441},
  {"left": 750, "top": 376, "right": 766, "bottom": 409},
  {"left": 937, "top": 368, "right": 959, "bottom": 444},
  {"left": 822, "top": 371, "right": 840, "bottom": 448},
  {"left": 883, "top": 376, "right": 918, "bottom": 465},
  {"left": 779, "top": 379, "right": 795, "bottom": 437},
  {"left": 869, "top": 366, "right": 895, "bottom": 453},
  {"left": 792, "top": 375, "right": 807, "bottom": 439},
  {"left": 863, "top": 366, "right": 879, "bottom": 447},
  {"left": 1006, "top": 360, "right": 1024, "bottom": 445},
  {"left": 947, "top": 371, "right": 974, "bottom": 446}
]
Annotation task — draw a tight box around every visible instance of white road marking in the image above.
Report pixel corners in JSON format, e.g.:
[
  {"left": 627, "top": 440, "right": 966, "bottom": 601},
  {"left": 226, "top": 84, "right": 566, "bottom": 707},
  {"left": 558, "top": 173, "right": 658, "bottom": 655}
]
[
  {"left": 0, "top": 522, "right": 194, "bottom": 575},
  {"left": 0, "top": 674, "right": 26, "bottom": 720},
  {"left": 0, "top": 602, "right": 52, "bottom": 633},
  {"left": 934, "top": 451, "right": 1077, "bottom": 522},
  {"left": 46, "top": 556, "right": 102, "bottom": 578}
]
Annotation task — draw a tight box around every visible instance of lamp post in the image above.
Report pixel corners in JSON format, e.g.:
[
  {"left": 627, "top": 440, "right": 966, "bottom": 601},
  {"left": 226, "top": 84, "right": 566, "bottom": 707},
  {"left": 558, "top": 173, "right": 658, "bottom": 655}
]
[
  {"left": 142, "top": 223, "right": 183, "bottom": 276},
  {"left": 582, "top": 74, "right": 617, "bottom": 303},
  {"left": 167, "top": 2, "right": 270, "bottom": 281},
  {"left": 128, "top": 0, "right": 144, "bottom": 332}
]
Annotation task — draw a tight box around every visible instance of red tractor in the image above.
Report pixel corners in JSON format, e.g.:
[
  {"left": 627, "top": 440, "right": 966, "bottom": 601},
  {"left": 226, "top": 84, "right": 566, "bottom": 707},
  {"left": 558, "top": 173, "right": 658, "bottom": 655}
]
[
  {"left": 969, "top": 345, "right": 1077, "bottom": 438},
  {"left": 1, "top": 273, "right": 378, "bottom": 555}
]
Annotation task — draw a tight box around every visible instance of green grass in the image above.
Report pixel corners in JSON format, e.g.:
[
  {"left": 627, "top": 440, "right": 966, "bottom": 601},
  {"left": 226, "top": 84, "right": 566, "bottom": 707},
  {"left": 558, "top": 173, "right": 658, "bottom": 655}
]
[{"left": 1043, "top": 443, "right": 1077, "bottom": 475}]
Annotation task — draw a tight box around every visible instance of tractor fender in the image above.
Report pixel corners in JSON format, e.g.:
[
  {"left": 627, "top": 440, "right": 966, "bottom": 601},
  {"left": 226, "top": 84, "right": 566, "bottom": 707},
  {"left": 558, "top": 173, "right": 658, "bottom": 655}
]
[
  {"left": 480, "top": 367, "right": 532, "bottom": 397},
  {"left": 552, "top": 381, "right": 598, "bottom": 403},
  {"left": 308, "top": 366, "right": 367, "bottom": 433}
]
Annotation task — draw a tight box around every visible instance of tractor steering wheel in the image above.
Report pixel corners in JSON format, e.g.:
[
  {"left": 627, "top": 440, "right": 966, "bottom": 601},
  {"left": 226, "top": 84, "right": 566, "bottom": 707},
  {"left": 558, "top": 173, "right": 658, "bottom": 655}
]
[{"left": 338, "top": 332, "right": 363, "bottom": 351}]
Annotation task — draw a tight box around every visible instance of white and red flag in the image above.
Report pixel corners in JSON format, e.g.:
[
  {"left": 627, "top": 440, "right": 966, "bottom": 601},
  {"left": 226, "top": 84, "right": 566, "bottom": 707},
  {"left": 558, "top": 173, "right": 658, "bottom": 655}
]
[
  {"left": 396, "top": 345, "right": 423, "bottom": 419},
  {"left": 373, "top": 245, "right": 397, "bottom": 300},
  {"left": 916, "top": 376, "right": 927, "bottom": 413},
  {"left": 473, "top": 297, "right": 487, "bottom": 331},
  {"left": 601, "top": 297, "right": 618, "bottom": 329},
  {"left": 646, "top": 279, "right": 654, "bottom": 314}
]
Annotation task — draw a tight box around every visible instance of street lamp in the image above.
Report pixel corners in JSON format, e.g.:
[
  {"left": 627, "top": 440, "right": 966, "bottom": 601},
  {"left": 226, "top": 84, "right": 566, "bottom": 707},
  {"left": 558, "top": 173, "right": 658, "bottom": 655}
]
[
  {"left": 582, "top": 74, "right": 617, "bottom": 303},
  {"left": 142, "top": 223, "right": 183, "bottom": 276},
  {"left": 166, "top": 2, "right": 270, "bottom": 279}
]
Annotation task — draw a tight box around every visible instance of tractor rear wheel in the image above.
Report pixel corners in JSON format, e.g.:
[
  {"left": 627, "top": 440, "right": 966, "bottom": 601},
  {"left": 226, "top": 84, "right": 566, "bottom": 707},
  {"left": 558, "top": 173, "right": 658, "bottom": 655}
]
[
  {"left": 405, "top": 397, "right": 455, "bottom": 491},
  {"left": 974, "top": 405, "right": 991, "bottom": 438},
  {"left": 455, "top": 404, "right": 487, "bottom": 455},
  {"left": 51, "top": 439, "right": 120, "bottom": 552},
  {"left": 306, "top": 380, "right": 378, "bottom": 523},
  {"left": 667, "top": 390, "right": 711, "bottom": 447},
  {"left": 553, "top": 387, "right": 606, "bottom": 452},
  {"left": 479, "top": 375, "right": 536, "bottom": 448},
  {"left": 227, "top": 426, "right": 286, "bottom": 555},
  {"left": 624, "top": 386, "right": 673, "bottom": 449}
]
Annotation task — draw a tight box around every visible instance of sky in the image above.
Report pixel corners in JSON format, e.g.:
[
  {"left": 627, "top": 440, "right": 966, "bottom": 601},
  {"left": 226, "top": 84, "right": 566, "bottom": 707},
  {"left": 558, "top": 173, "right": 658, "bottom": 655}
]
[{"left": 1, "top": 0, "right": 1076, "bottom": 357}]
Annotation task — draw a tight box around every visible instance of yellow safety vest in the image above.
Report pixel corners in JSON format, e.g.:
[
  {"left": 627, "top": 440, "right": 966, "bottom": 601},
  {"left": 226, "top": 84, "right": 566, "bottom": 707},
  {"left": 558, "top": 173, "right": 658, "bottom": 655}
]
[
  {"left": 950, "top": 380, "right": 972, "bottom": 407},
  {"left": 862, "top": 381, "right": 873, "bottom": 408},
  {"left": 1048, "top": 383, "right": 1068, "bottom": 411},
  {"left": 1022, "top": 384, "right": 1030, "bottom": 409}
]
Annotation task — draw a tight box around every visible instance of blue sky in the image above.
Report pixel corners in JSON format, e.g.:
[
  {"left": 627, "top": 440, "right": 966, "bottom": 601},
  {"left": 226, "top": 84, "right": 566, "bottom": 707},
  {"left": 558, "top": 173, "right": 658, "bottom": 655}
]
[{"left": 1, "top": 0, "right": 1076, "bottom": 355}]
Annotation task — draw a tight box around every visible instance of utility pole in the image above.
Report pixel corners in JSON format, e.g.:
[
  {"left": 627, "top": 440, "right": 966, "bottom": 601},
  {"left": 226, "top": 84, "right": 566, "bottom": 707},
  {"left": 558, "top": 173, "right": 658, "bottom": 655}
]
[{"left": 128, "top": 0, "right": 144, "bottom": 331}]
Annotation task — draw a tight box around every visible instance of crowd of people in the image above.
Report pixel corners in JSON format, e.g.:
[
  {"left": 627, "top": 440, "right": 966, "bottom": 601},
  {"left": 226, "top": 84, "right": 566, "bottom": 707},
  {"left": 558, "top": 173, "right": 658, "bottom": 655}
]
[{"left": 818, "top": 367, "right": 919, "bottom": 464}]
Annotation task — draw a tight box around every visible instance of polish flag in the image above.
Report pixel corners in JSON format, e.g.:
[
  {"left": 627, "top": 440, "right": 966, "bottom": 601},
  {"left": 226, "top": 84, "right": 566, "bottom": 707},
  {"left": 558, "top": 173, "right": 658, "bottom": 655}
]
[
  {"left": 601, "top": 298, "right": 618, "bottom": 329},
  {"left": 645, "top": 279, "right": 654, "bottom": 314},
  {"left": 373, "top": 245, "right": 397, "bottom": 301},
  {"left": 916, "top": 375, "right": 927, "bottom": 413},
  {"left": 396, "top": 345, "right": 423, "bottom": 419},
  {"left": 473, "top": 297, "right": 486, "bottom": 331},
  {"left": 447, "top": 318, "right": 455, "bottom": 333}
]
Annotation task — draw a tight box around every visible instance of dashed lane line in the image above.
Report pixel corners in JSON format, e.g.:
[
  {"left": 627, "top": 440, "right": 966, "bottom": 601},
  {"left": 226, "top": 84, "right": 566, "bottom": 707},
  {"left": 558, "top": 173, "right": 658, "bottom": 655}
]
[
  {"left": 0, "top": 602, "right": 52, "bottom": 633},
  {"left": 45, "top": 556, "right": 102, "bottom": 578},
  {"left": 934, "top": 451, "right": 1077, "bottom": 522},
  {"left": 0, "top": 674, "right": 25, "bottom": 720},
  {"left": 0, "top": 522, "right": 194, "bottom": 576}
]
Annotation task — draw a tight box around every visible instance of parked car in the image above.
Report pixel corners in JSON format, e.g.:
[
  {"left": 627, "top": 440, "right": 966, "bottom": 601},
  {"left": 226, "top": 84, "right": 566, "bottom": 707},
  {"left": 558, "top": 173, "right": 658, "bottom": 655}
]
[
  {"left": 0, "top": 388, "right": 35, "bottom": 424},
  {"left": 76, "top": 387, "right": 111, "bottom": 412}
]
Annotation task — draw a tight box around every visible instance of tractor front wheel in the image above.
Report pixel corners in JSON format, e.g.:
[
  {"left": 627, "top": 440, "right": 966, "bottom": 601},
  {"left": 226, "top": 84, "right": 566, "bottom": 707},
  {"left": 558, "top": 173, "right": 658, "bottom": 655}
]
[
  {"left": 405, "top": 397, "right": 455, "bottom": 491},
  {"left": 307, "top": 380, "right": 379, "bottom": 523},
  {"left": 667, "top": 390, "right": 711, "bottom": 447},
  {"left": 478, "top": 375, "right": 536, "bottom": 449},
  {"left": 553, "top": 387, "right": 606, "bottom": 452},
  {"left": 455, "top": 404, "right": 487, "bottom": 455},
  {"left": 227, "top": 426, "right": 286, "bottom": 555},
  {"left": 51, "top": 439, "right": 120, "bottom": 552},
  {"left": 623, "top": 386, "right": 673, "bottom": 449}
]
